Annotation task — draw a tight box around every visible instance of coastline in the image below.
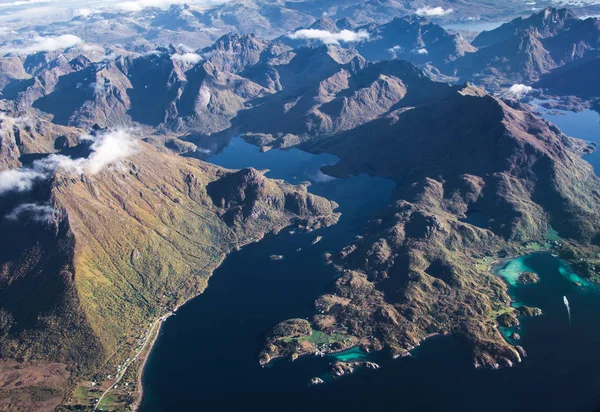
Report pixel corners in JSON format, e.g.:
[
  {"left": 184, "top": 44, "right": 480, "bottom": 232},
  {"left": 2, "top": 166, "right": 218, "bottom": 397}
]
[
  {"left": 131, "top": 240, "right": 248, "bottom": 410},
  {"left": 131, "top": 223, "right": 322, "bottom": 410},
  {"left": 130, "top": 314, "right": 168, "bottom": 411}
]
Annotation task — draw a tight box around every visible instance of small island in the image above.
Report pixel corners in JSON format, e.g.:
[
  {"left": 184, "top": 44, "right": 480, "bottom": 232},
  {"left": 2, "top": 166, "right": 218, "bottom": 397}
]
[
  {"left": 259, "top": 318, "right": 359, "bottom": 366},
  {"left": 330, "top": 360, "right": 380, "bottom": 377},
  {"left": 517, "top": 272, "right": 540, "bottom": 285}
]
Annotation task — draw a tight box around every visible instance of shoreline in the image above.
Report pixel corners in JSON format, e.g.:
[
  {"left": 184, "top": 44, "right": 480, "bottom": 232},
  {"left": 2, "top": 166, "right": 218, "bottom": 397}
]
[
  {"left": 130, "top": 313, "right": 169, "bottom": 411},
  {"left": 131, "top": 243, "right": 243, "bottom": 410},
  {"left": 131, "top": 223, "right": 323, "bottom": 410}
]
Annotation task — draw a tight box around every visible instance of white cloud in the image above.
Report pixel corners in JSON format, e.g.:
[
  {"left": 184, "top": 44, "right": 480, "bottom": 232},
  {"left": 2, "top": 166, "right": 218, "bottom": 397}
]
[
  {"left": 416, "top": 48, "right": 428, "bottom": 55},
  {"left": 89, "top": 81, "right": 106, "bottom": 95},
  {"left": 309, "top": 169, "right": 337, "bottom": 183},
  {"left": 0, "top": 129, "right": 137, "bottom": 196},
  {"left": 0, "top": 0, "right": 51, "bottom": 8},
  {"left": 1, "top": 34, "right": 83, "bottom": 56},
  {"left": 84, "top": 129, "right": 137, "bottom": 174},
  {"left": 40, "top": 129, "right": 137, "bottom": 175},
  {"left": 416, "top": 6, "right": 454, "bottom": 16},
  {"left": 74, "top": 8, "right": 93, "bottom": 17},
  {"left": 171, "top": 52, "right": 203, "bottom": 65},
  {"left": 505, "top": 84, "right": 533, "bottom": 99},
  {"left": 0, "top": 169, "right": 45, "bottom": 195},
  {"left": 0, "top": 113, "right": 32, "bottom": 138},
  {"left": 115, "top": 0, "right": 226, "bottom": 12},
  {"left": 5, "top": 203, "right": 56, "bottom": 224},
  {"left": 288, "top": 29, "right": 370, "bottom": 45}
]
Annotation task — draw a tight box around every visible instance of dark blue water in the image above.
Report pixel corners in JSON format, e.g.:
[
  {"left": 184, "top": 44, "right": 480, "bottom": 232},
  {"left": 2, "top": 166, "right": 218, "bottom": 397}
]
[{"left": 141, "top": 138, "right": 600, "bottom": 412}]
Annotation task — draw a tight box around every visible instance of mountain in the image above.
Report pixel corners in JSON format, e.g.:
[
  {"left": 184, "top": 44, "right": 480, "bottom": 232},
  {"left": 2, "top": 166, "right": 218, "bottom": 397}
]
[
  {"left": 355, "top": 16, "right": 476, "bottom": 66},
  {"left": 535, "top": 56, "right": 600, "bottom": 100},
  {"left": 0, "top": 135, "right": 339, "bottom": 409},
  {"left": 235, "top": 50, "right": 455, "bottom": 146},
  {"left": 2, "top": 5, "right": 600, "bottom": 409},
  {"left": 0, "top": 103, "right": 81, "bottom": 172},
  {"left": 452, "top": 8, "right": 600, "bottom": 88},
  {"left": 472, "top": 7, "right": 580, "bottom": 48},
  {"left": 451, "top": 28, "right": 555, "bottom": 87},
  {"left": 25, "top": 35, "right": 280, "bottom": 132},
  {"left": 279, "top": 15, "right": 475, "bottom": 69},
  {"left": 260, "top": 83, "right": 600, "bottom": 368}
]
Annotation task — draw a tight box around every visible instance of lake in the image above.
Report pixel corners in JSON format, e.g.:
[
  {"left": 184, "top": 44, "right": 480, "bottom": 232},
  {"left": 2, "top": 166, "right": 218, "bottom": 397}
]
[{"left": 141, "top": 137, "right": 600, "bottom": 412}]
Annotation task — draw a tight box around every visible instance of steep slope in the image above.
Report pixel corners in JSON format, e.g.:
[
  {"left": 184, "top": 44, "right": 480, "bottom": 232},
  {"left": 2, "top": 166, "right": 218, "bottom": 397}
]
[
  {"left": 33, "top": 58, "right": 133, "bottom": 127},
  {"left": 0, "top": 138, "right": 339, "bottom": 407},
  {"left": 27, "top": 36, "right": 278, "bottom": 133}
]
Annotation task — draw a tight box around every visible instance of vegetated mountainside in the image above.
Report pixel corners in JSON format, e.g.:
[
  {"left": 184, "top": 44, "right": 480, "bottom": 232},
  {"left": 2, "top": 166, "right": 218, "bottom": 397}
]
[
  {"left": 0, "top": 140, "right": 339, "bottom": 408},
  {"left": 450, "top": 8, "right": 600, "bottom": 88},
  {"left": 260, "top": 83, "right": 600, "bottom": 369}
]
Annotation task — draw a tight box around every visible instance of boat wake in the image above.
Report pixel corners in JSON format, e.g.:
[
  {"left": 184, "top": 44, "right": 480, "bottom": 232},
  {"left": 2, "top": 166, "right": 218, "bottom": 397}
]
[{"left": 564, "top": 296, "right": 571, "bottom": 326}]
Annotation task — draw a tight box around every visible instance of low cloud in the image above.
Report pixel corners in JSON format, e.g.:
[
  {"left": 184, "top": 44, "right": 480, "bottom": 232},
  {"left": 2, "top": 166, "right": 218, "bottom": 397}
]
[
  {"left": 171, "top": 52, "right": 203, "bottom": 65},
  {"left": 415, "top": 48, "right": 428, "bottom": 55},
  {"left": 0, "top": 129, "right": 137, "bottom": 196},
  {"left": 1, "top": 0, "right": 52, "bottom": 8},
  {"left": 42, "top": 129, "right": 138, "bottom": 175},
  {"left": 116, "top": 0, "right": 228, "bottom": 12},
  {"left": 0, "top": 113, "right": 32, "bottom": 137},
  {"left": 0, "top": 169, "right": 46, "bottom": 195},
  {"left": 505, "top": 84, "right": 533, "bottom": 99},
  {"left": 2, "top": 34, "right": 83, "bottom": 56},
  {"left": 308, "top": 169, "right": 337, "bottom": 183},
  {"left": 5, "top": 203, "right": 56, "bottom": 224},
  {"left": 416, "top": 6, "right": 454, "bottom": 16},
  {"left": 288, "top": 29, "right": 369, "bottom": 45}
]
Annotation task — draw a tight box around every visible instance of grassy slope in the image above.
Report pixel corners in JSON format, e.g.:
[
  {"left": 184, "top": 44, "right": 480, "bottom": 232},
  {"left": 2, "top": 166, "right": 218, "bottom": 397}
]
[{"left": 0, "top": 142, "right": 339, "bottom": 409}]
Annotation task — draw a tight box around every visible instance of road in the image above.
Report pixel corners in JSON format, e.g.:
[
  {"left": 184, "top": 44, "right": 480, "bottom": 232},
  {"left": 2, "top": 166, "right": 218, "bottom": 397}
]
[{"left": 93, "top": 312, "right": 171, "bottom": 411}]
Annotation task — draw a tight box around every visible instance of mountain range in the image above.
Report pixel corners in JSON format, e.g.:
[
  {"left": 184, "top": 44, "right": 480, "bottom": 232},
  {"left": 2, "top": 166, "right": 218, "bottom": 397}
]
[{"left": 2, "top": 4, "right": 600, "bottom": 411}]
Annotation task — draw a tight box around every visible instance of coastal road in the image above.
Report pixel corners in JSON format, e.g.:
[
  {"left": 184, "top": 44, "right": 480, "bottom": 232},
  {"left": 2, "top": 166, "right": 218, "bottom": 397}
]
[{"left": 94, "top": 313, "right": 171, "bottom": 411}]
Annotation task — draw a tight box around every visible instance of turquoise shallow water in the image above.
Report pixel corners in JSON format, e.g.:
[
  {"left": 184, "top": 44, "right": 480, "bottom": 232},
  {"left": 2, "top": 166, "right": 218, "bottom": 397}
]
[
  {"left": 330, "top": 347, "right": 369, "bottom": 362},
  {"left": 495, "top": 252, "right": 600, "bottom": 291}
]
